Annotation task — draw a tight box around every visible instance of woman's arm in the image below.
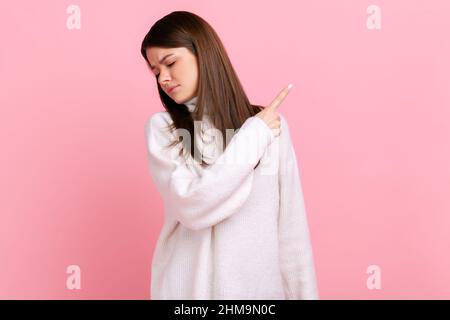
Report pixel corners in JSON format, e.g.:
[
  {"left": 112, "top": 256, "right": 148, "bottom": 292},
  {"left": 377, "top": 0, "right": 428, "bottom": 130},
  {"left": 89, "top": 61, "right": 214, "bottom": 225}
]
[
  {"left": 278, "top": 114, "right": 319, "bottom": 299},
  {"left": 145, "top": 112, "right": 274, "bottom": 231}
]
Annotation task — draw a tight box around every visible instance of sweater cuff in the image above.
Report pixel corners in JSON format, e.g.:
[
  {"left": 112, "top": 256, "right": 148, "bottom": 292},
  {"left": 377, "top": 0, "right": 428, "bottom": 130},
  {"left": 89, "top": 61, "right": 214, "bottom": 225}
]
[{"left": 248, "top": 116, "right": 275, "bottom": 145}]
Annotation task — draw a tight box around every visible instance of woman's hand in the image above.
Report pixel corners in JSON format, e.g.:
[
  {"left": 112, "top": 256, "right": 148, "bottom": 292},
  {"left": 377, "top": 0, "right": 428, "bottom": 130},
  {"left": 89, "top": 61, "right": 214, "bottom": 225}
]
[{"left": 255, "top": 84, "right": 293, "bottom": 137}]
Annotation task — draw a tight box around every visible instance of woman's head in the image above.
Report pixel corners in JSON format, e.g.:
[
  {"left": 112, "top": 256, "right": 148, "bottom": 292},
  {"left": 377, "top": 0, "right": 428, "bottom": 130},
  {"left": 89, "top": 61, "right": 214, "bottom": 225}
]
[
  {"left": 145, "top": 46, "right": 199, "bottom": 105},
  {"left": 140, "top": 11, "right": 263, "bottom": 167}
]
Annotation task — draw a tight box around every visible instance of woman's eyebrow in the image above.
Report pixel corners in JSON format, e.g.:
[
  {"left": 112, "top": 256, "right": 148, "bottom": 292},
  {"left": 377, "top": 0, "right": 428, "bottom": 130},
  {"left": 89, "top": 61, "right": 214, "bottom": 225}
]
[{"left": 150, "top": 53, "right": 175, "bottom": 69}]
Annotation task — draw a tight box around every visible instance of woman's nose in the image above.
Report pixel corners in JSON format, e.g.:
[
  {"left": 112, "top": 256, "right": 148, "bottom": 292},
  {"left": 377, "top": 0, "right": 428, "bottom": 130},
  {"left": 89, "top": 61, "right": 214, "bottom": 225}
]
[{"left": 158, "top": 70, "right": 171, "bottom": 84}]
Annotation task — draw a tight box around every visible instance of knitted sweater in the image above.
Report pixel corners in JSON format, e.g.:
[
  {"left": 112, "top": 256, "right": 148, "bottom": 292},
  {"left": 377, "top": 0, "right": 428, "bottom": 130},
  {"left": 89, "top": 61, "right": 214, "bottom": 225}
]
[{"left": 144, "top": 96, "right": 319, "bottom": 299}]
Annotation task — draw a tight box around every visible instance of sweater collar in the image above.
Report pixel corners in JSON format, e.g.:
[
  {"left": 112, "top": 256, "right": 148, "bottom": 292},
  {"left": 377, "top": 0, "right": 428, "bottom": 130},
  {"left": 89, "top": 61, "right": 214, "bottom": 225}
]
[{"left": 184, "top": 96, "right": 198, "bottom": 112}]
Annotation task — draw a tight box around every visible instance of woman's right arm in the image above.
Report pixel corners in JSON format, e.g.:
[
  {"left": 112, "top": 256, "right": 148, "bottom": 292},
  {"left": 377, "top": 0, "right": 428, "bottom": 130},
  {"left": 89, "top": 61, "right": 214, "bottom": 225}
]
[{"left": 145, "top": 112, "right": 274, "bottom": 231}]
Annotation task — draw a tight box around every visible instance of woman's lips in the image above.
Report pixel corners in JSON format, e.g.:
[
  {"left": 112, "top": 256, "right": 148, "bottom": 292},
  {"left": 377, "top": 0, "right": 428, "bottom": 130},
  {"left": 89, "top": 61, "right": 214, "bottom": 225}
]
[{"left": 168, "top": 85, "right": 180, "bottom": 93}]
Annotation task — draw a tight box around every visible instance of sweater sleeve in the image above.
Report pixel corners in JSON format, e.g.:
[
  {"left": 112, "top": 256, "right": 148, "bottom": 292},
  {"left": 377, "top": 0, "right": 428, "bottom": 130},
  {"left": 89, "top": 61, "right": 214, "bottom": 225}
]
[
  {"left": 278, "top": 114, "right": 319, "bottom": 300},
  {"left": 145, "top": 112, "right": 274, "bottom": 231}
]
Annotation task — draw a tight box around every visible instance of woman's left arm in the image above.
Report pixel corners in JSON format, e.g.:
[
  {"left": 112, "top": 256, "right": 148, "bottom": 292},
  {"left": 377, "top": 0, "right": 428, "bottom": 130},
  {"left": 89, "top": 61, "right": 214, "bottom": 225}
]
[{"left": 278, "top": 114, "right": 319, "bottom": 300}]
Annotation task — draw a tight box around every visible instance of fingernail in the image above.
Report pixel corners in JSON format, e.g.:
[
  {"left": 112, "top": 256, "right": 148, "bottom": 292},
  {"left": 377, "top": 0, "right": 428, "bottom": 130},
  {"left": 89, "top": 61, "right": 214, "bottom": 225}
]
[{"left": 288, "top": 83, "right": 293, "bottom": 90}]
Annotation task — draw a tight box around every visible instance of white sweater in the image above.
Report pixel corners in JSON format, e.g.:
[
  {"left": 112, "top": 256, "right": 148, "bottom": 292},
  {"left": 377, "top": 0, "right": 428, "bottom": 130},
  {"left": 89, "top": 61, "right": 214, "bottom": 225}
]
[{"left": 145, "top": 96, "right": 319, "bottom": 299}]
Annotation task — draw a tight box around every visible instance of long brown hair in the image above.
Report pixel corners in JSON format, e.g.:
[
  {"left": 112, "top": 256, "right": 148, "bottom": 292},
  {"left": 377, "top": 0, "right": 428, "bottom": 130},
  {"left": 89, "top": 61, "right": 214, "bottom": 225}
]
[{"left": 140, "top": 11, "right": 263, "bottom": 168}]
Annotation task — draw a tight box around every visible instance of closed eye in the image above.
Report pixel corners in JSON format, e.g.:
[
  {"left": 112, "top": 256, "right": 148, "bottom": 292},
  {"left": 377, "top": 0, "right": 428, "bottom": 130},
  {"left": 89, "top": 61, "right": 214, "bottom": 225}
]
[{"left": 155, "top": 61, "right": 175, "bottom": 78}]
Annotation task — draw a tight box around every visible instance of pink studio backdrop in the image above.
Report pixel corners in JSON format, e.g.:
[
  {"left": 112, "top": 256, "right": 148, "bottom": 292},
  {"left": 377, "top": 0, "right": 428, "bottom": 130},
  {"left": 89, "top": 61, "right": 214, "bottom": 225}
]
[{"left": 1, "top": 1, "right": 449, "bottom": 299}]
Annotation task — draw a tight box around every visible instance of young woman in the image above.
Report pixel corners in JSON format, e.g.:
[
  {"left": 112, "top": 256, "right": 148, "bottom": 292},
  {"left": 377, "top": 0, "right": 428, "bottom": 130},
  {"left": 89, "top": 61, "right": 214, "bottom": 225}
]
[{"left": 141, "top": 11, "right": 319, "bottom": 300}]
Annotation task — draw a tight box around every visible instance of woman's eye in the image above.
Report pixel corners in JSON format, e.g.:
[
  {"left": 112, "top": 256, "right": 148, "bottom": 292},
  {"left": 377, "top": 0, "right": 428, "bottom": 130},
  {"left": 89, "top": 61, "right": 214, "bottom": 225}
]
[{"left": 155, "top": 62, "right": 175, "bottom": 77}]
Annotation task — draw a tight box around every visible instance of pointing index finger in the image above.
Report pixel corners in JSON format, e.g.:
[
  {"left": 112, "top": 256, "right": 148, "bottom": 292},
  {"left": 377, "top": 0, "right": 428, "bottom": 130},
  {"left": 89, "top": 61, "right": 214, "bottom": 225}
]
[{"left": 268, "top": 84, "right": 293, "bottom": 110}]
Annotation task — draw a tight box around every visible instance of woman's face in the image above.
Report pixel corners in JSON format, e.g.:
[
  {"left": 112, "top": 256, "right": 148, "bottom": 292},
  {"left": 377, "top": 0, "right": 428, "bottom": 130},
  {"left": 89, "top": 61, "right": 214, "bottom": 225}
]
[{"left": 146, "top": 46, "right": 199, "bottom": 104}]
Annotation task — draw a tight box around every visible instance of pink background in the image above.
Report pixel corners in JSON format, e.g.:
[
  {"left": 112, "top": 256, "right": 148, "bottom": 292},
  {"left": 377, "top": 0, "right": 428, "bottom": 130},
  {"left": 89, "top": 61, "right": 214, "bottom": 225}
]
[{"left": 1, "top": 1, "right": 449, "bottom": 299}]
